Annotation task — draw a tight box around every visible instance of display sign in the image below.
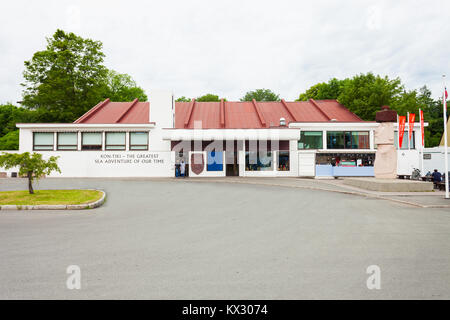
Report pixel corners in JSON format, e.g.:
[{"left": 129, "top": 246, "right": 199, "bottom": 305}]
[
  {"left": 94, "top": 153, "right": 165, "bottom": 165},
  {"left": 191, "top": 153, "right": 204, "bottom": 175}
]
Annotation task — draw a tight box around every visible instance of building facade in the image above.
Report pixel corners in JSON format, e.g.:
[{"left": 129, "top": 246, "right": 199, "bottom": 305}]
[{"left": 2, "top": 90, "right": 425, "bottom": 178}]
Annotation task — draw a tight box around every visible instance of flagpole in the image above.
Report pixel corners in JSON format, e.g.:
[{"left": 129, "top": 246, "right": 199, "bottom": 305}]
[
  {"left": 443, "top": 75, "right": 449, "bottom": 199},
  {"left": 420, "top": 108, "right": 424, "bottom": 176},
  {"left": 407, "top": 112, "right": 411, "bottom": 150}
]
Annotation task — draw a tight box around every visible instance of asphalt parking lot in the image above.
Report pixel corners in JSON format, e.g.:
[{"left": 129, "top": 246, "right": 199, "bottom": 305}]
[{"left": 1, "top": 178, "right": 449, "bottom": 299}]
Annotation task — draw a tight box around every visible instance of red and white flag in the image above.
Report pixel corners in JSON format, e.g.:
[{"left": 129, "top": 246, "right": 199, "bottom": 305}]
[
  {"left": 408, "top": 113, "right": 416, "bottom": 143},
  {"left": 398, "top": 116, "right": 406, "bottom": 149}
]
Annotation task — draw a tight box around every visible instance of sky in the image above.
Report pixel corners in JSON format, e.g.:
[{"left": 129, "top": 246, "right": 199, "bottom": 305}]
[{"left": 1, "top": 0, "right": 450, "bottom": 104}]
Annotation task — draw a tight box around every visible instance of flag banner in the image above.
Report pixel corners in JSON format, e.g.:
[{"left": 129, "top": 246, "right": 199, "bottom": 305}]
[
  {"left": 446, "top": 87, "right": 448, "bottom": 100},
  {"left": 420, "top": 109, "right": 424, "bottom": 147},
  {"left": 408, "top": 113, "right": 416, "bottom": 143},
  {"left": 398, "top": 116, "right": 406, "bottom": 149}
]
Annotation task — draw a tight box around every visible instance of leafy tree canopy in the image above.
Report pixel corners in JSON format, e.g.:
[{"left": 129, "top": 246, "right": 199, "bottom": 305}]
[
  {"left": 241, "top": 89, "right": 280, "bottom": 102},
  {"left": 0, "top": 130, "right": 19, "bottom": 150},
  {"left": 21, "top": 29, "right": 108, "bottom": 122},
  {"left": 0, "top": 152, "right": 60, "bottom": 194},
  {"left": 21, "top": 29, "right": 147, "bottom": 123},
  {"left": 196, "top": 94, "right": 223, "bottom": 102},
  {"left": 175, "top": 96, "right": 191, "bottom": 102},
  {"left": 0, "top": 104, "right": 37, "bottom": 137},
  {"left": 103, "top": 70, "right": 147, "bottom": 102},
  {"left": 337, "top": 73, "right": 404, "bottom": 121},
  {"left": 297, "top": 78, "right": 346, "bottom": 101}
]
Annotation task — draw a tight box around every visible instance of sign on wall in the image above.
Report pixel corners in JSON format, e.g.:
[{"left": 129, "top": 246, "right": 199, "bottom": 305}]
[{"left": 40, "top": 151, "right": 174, "bottom": 177}]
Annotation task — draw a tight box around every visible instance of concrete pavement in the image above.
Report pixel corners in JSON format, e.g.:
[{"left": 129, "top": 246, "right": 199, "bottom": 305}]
[{"left": 0, "top": 177, "right": 449, "bottom": 299}]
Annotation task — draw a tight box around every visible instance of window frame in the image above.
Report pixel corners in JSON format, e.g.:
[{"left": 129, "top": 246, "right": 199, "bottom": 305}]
[
  {"left": 129, "top": 131, "right": 149, "bottom": 151},
  {"left": 326, "top": 131, "right": 370, "bottom": 149},
  {"left": 57, "top": 132, "right": 78, "bottom": 151},
  {"left": 105, "top": 132, "right": 126, "bottom": 151},
  {"left": 298, "top": 131, "right": 323, "bottom": 150},
  {"left": 245, "top": 151, "right": 273, "bottom": 171},
  {"left": 394, "top": 130, "right": 415, "bottom": 150},
  {"left": 33, "top": 132, "right": 54, "bottom": 151},
  {"left": 81, "top": 132, "right": 103, "bottom": 151},
  {"left": 277, "top": 151, "right": 290, "bottom": 171},
  {"left": 206, "top": 150, "right": 224, "bottom": 171}
]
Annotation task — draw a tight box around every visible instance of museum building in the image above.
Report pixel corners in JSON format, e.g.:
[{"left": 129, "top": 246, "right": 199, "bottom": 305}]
[{"left": 5, "top": 90, "right": 424, "bottom": 178}]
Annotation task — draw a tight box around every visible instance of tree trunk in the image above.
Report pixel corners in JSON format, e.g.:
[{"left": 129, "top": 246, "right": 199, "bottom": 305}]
[{"left": 27, "top": 172, "right": 34, "bottom": 194}]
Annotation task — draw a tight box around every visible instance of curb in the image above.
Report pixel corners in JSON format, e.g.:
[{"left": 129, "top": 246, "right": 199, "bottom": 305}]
[{"left": 0, "top": 190, "right": 106, "bottom": 211}]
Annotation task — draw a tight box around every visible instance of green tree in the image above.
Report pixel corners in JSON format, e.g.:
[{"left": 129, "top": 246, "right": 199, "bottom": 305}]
[
  {"left": 0, "top": 131, "right": 19, "bottom": 150},
  {"left": 22, "top": 29, "right": 107, "bottom": 122},
  {"left": 196, "top": 94, "right": 222, "bottom": 102},
  {"left": 0, "top": 152, "right": 60, "bottom": 194},
  {"left": 103, "top": 70, "right": 147, "bottom": 102},
  {"left": 337, "top": 73, "right": 404, "bottom": 121},
  {"left": 175, "top": 96, "right": 191, "bottom": 102},
  {"left": 416, "top": 86, "right": 444, "bottom": 147},
  {"left": 241, "top": 89, "right": 280, "bottom": 102},
  {"left": 297, "top": 78, "right": 346, "bottom": 101},
  {"left": 0, "top": 104, "right": 37, "bottom": 137}
]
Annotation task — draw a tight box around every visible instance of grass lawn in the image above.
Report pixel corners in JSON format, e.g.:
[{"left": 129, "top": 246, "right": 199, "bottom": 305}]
[{"left": 0, "top": 190, "right": 103, "bottom": 205}]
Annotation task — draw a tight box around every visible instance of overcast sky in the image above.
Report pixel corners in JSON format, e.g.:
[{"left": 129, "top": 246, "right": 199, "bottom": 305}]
[{"left": 1, "top": 0, "right": 449, "bottom": 104}]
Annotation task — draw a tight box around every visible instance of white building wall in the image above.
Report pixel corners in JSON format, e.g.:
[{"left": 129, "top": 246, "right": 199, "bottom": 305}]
[
  {"left": 2, "top": 151, "right": 174, "bottom": 178},
  {"left": 396, "top": 127, "right": 422, "bottom": 176},
  {"left": 422, "top": 147, "right": 450, "bottom": 174},
  {"left": 148, "top": 89, "right": 173, "bottom": 152},
  {"left": 19, "top": 129, "right": 33, "bottom": 152}
]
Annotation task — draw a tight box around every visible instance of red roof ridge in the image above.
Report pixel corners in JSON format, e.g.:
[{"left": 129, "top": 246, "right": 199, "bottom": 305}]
[
  {"left": 74, "top": 98, "right": 110, "bottom": 123},
  {"left": 184, "top": 98, "right": 196, "bottom": 128},
  {"left": 251, "top": 99, "right": 267, "bottom": 127},
  {"left": 309, "top": 99, "right": 331, "bottom": 121},
  {"left": 280, "top": 99, "right": 297, "bottom": 122},
  {"left": 115, "top": 98, "right": 139, "bottom": 123},
  {"left": 220, "top": 99, "right": 225, "bottom": 128}
]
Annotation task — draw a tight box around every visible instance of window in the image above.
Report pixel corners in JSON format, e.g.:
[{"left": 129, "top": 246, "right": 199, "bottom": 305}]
[
  {"left": 327, "top": 131, "right": 345, "bottom": 149},
  {"left": 105, "top": 132, "right": 126, "bottom": 150},
  {"left": 327, "top": 131, "right": 370, "bottom": 149},
  {"left": 245, "top": 151, "right": 273, "bottom": 171},
  {"left": 298, "top": 131, "right": 323, "bottom": 149},
  {"left": 316, "top": 153, "right": 375, "bottom": 167},
  {"left": 82, "top": 132, "right": 102, "bottom": 150},
  {"left": 57, "top": 132, "right": 77, "bottom": 150},
  {"left": 207, "top": 151, "right": 223, "bottom": 171},
  {"left": 351, "top": 131, "right": 370, "bottom": 149},
  {"left": 394, "top": 131, "right": 415, "bottom": 150},
  {"left": 33, "top": 132, "right": 54, "bottom": 150},
  {"left": 129, "top": 132, "right": 148, "bottom": 150},
  {"left": 278, "top": 151, "right": 290, "bottom": 171}
]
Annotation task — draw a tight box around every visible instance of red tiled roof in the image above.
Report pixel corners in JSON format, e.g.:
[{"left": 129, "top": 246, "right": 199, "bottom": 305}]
[
  {"left": 175, "top": 99, "right": 362, "bottom": 129},
  {"left": 75, "top": 98, "right": 363, "bottom": 127},
  {"left": 74, "top": 99, "right": 150, "bottom": 124}
]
